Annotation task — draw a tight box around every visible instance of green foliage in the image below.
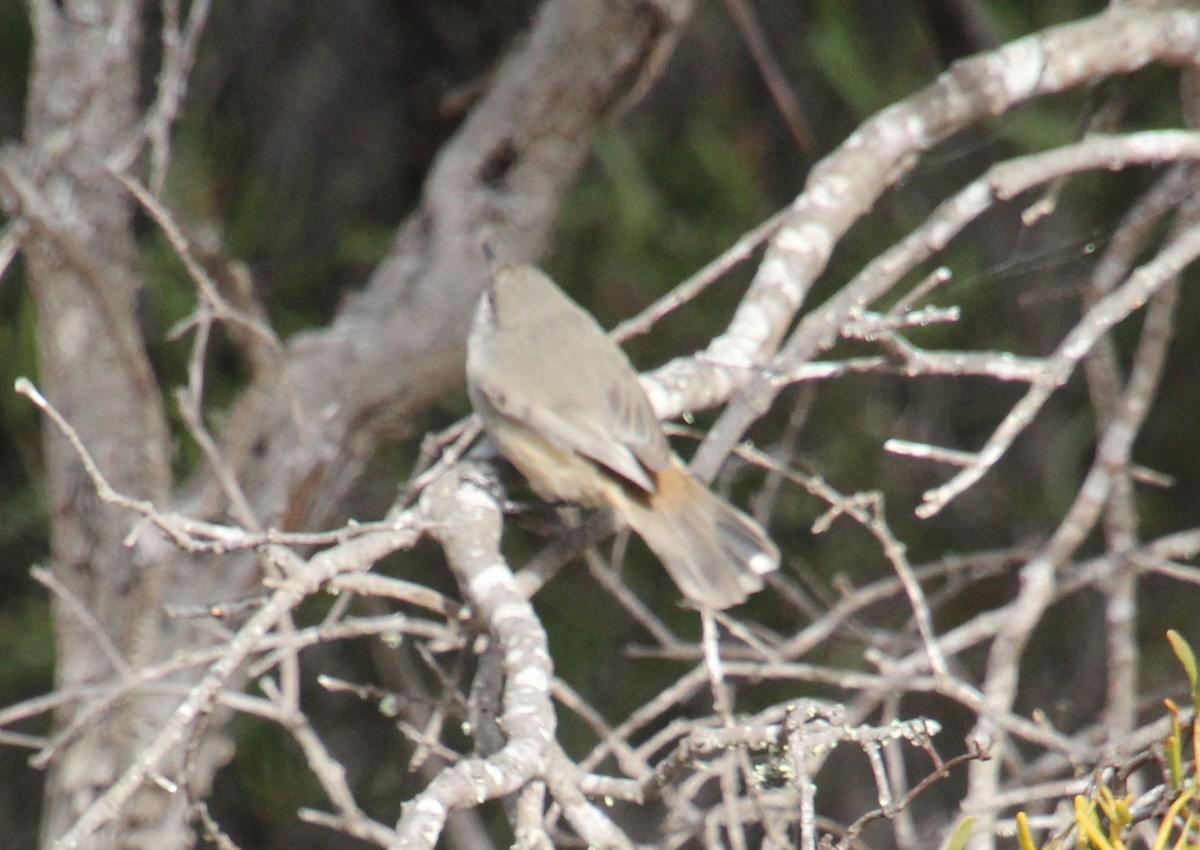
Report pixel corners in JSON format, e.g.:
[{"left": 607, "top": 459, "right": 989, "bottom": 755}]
[
  {"left": 555, "top": 118, "right": 771, "bottom": 314},
  {"left": 0, "top": 0, "right": 30, "bottom": 141},
  {"left": 1014, "top": 633, "right": 1200, "bottom": 850},
  {"left": 0, "top": 592, "right": 53, "bottom": 697},
  {"left": 808, "top": 0, "right": 932, "bottom": 117},
  {"left": 0, "top": 281, "right": 48, "bottom": 612},
  {"left": 211, "top": 715, "right": 325, "bottom": 844},
  {"left": 0, "top": 279, "right": 39, "bottom": 428}
]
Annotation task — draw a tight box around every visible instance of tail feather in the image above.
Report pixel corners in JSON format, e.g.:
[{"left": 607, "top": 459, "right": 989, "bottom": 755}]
[{"left": 621, "top": 465, "right": 779, "bottom": 609}]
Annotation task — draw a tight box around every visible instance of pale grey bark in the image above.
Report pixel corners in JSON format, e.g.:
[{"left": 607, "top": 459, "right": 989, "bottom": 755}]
[
  {"left": 6, "top": 4, "right": 1200, "bottom": 850},
  {"left": 7, "top": 1, "right": 694, "bottom": 847}
]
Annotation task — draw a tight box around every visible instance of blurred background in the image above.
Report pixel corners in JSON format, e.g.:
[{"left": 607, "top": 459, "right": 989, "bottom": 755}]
[{"left": 3, "top": 0, "right": 1198, "bottom": 847}]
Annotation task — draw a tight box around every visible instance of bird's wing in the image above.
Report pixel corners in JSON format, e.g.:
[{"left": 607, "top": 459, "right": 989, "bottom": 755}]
[
  {"left": 521, "top": 397, "right": 665, "bottom": 494},
  {"left": 476, "top": 299, "right": 673, "bottom": 494},
  {"left": 481, "top": 365, "right": 668, "bottom": 495}
]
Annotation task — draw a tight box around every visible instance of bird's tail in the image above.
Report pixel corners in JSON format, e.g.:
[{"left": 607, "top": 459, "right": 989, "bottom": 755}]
[{"left": 619, "top": 461, "right": 779, "bottom": 609}]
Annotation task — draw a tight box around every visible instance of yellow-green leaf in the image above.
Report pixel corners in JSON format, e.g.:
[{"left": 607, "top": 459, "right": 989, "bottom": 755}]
[
  {"left": 1017, "top": 811, "right": 1038, "bottom": 850},
  {"left": 944, "top": 816, "right": 975, "bottom": 850},
  {"left": 1167, "top": 630, "right": 1199, "bottom": 703}
]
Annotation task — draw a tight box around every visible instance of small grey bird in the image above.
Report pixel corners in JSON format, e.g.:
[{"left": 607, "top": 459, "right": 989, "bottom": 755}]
[{"left": 466, "top": 262, "right": 778, "bottom": 609}]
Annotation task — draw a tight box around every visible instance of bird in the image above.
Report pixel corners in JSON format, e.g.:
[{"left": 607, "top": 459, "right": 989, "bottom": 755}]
[{"left": 465, "top": 262, "right": 778, "bottom": 609}]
